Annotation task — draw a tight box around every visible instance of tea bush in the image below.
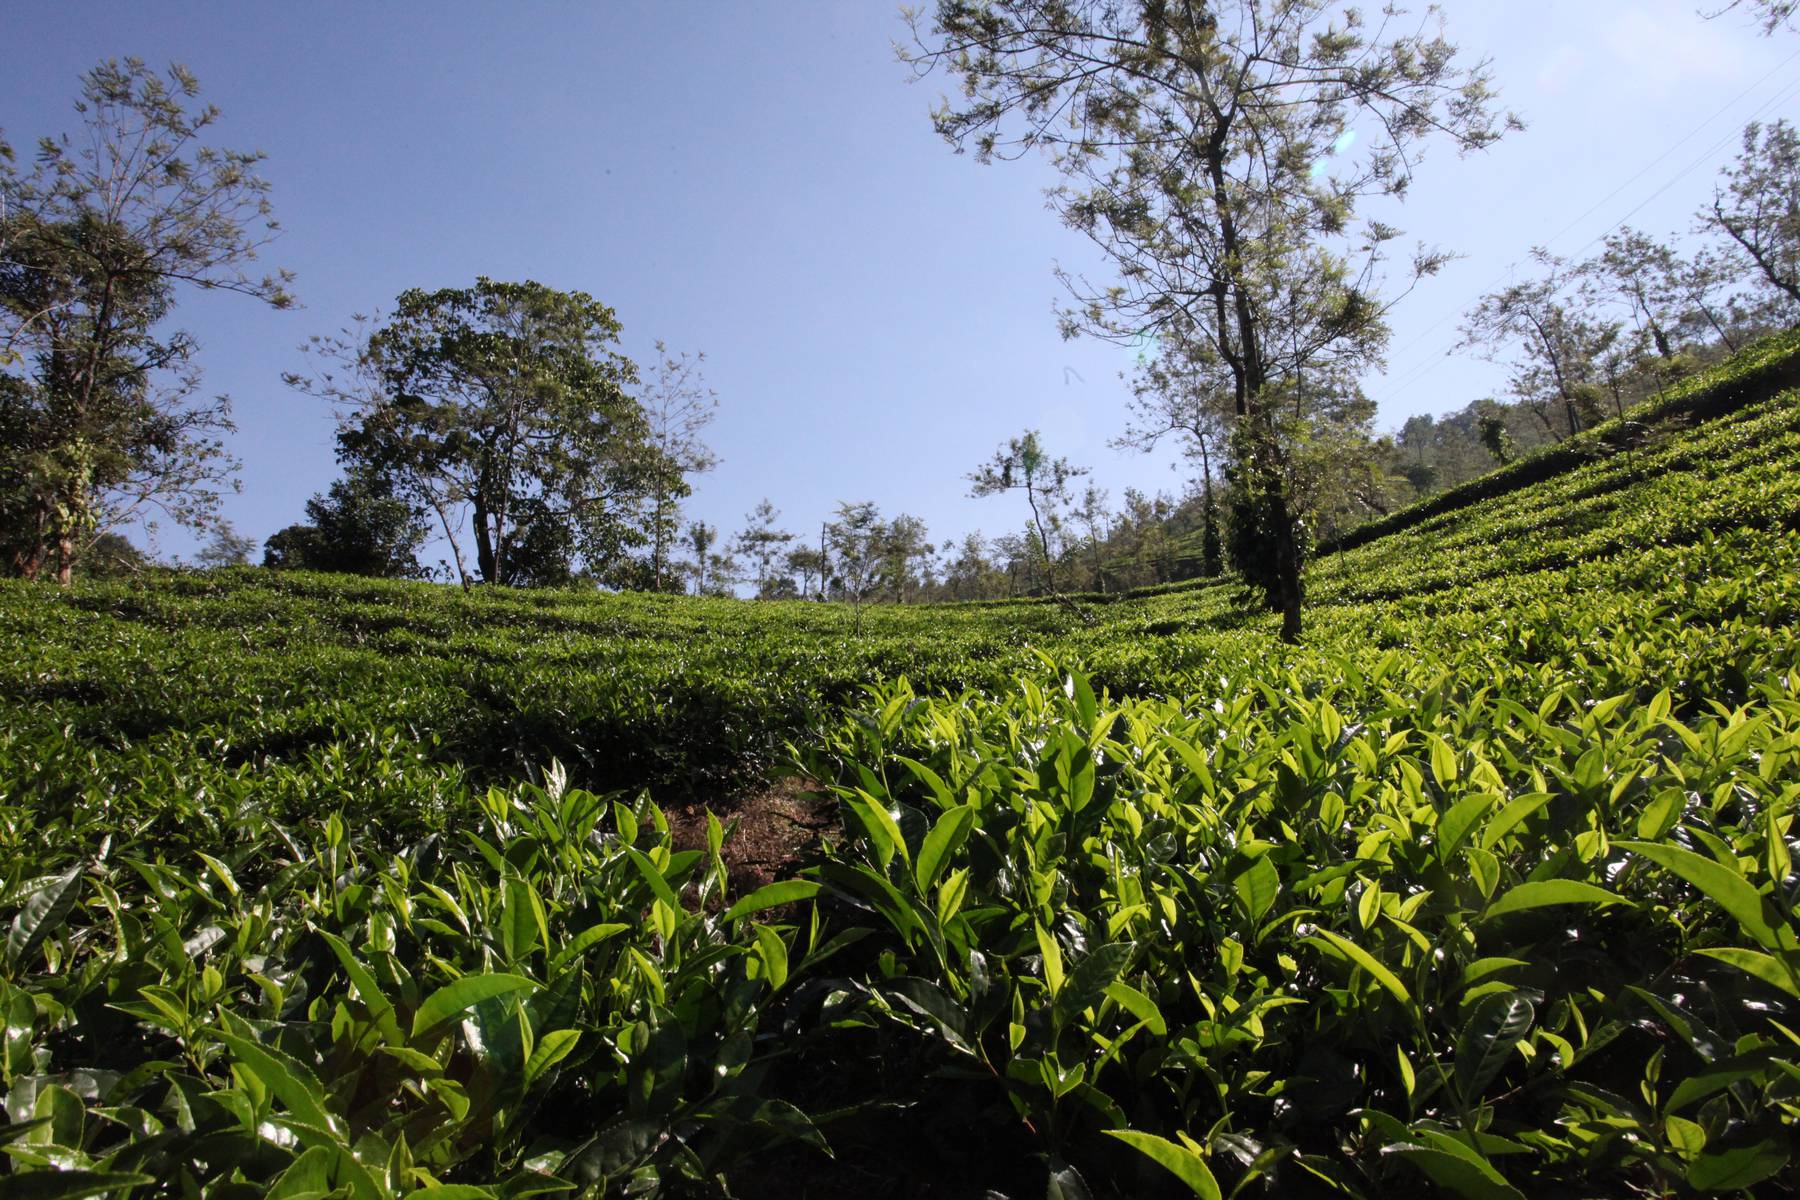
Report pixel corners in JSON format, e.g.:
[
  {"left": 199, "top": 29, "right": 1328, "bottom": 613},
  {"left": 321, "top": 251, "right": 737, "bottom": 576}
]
[
  {"left": 804, "top": 528, "right": 1800, "bottom": 1196},
  {"left": 1, "top": 770, "right": 847, "bottom": 1195}
]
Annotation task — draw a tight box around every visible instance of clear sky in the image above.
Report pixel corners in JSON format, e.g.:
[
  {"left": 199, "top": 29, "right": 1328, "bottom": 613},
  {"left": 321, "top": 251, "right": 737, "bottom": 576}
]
[{"left": 4, "top": 2, "right": 1794, "bottom": 569}]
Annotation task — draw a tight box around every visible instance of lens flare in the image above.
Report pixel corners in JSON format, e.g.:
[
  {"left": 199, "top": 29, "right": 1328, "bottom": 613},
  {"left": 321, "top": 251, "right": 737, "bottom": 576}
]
[{"left": 1309, "top": 128, "right": 1359, "bottom": 178}]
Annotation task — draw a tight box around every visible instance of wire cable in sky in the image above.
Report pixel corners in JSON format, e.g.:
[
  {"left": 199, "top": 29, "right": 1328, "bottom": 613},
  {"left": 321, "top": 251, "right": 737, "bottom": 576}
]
[
  {"left": 1375, "top": 47, "right": 1800, "bottom": 405},
  {"left": 1377, "top": 67, "right": 1800, "bottom": 407}
]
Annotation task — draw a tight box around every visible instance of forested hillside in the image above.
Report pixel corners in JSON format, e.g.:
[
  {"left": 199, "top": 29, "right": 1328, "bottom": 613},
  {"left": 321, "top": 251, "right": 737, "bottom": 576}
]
[{"left": 3, "top": 332, "right": 1798, "bottom": 1197}]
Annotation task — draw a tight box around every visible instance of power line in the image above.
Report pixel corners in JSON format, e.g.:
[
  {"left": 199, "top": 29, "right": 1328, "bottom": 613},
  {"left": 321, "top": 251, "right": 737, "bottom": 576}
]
[
  {"left": 1382, "top": 46, "right": 1800, "bottom": 371},
  {"left": 1380, "top": 71, "right": 1800, "bottom": 404},
  {"left": 1536, "top": 45, "right": 1800, "bottom": 257},
  {"left": 1376, "top": 50, "right": 1800, "bottom": 405},
  {"left": 1569, "top": 71, "right": 1800, "bottom": 261}
]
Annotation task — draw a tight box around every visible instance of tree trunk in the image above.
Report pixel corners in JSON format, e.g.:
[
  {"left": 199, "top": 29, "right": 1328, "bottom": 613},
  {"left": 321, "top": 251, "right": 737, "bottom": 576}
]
[
  {"left": 473, "top": 498, "right": 497, "bottom": 584},
  {"left": 1026, "top": 485, "right": 1055, "bottom": 594},
  {"left": 1651, "top": 321, "right": 1672, "bottom": 358},
  {"left": 1696, "top": 298, "right": 1738, "bottom": 352},
  {"left": 12, "top": 497, "right": 53, "bottom": 581},
  {"left": 650, "top": 496, "right": 670, "bottom": 591},
  {"left": 1270, "top": 485, "right": 1304, "bottom": 644},
  {"left": 1198, "top": 434, "right": 1221, "bottom": 577},
  {"left": 423, "top": 492, "right": 470, "bottom": 589}
]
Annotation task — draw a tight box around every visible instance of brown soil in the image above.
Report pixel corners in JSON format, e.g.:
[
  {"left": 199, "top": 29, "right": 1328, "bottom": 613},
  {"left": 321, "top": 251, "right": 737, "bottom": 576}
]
[{"left": 664, "top": 776, "right": 838, "bottom": 894}]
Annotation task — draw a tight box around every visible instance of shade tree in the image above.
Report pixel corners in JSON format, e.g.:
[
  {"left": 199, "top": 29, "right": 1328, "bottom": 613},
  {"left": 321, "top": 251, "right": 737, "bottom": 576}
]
[
  {"left": 1114, "top": 342, "right": 1230, "bottom": 578},
  {"left": 1458, "top": 249, "right": 1624, "bottom": 440},
  {"left": 263, "top": 467, "right": 428, "bottom": 578},
  {"left": 968, "top": 429, "right": 1085, "bottom": 595},
  {"left": 904, "top": 0, "right": 1513, "bottom": 639},
  {"left": 289, "top": 279, "right": 673, "bottom": 588},
  {"left": 1703, "top": 119, "right": 1800, "bottom": 323}
]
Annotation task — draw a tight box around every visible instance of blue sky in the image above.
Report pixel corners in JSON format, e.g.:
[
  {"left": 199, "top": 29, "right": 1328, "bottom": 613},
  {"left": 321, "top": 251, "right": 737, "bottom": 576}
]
[{"left": 3, "top": 2, "right": 1794, "bottom": 568}]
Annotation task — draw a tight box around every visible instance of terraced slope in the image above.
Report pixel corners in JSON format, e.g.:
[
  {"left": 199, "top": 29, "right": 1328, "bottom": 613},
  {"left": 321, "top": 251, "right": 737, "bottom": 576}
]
[{"left": 0, "top": 334, "right": 1797, "bottom": 1197}]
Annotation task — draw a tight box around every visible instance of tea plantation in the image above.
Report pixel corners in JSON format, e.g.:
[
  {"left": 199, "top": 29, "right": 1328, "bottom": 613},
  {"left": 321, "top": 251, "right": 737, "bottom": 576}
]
[{"left": 3, "top": 337, "right": 1799, "bottom": 1197}]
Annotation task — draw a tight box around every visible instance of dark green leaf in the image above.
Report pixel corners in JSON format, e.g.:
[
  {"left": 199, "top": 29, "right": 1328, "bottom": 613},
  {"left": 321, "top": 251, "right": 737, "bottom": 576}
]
[{"left": 1456, "top": 991, "right": 1534, "bottom": 1098}]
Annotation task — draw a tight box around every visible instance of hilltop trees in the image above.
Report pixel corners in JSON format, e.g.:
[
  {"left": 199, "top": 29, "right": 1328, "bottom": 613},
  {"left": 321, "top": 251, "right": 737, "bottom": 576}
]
[
  {"left": 290, "top": 279, "right": 676, "bottom": 588},
  {"left": 905, "top": 0, "right": 1513, "bottom": 639},
  {"left": 1591, "top": 228, "right": 1696, "bottom": 360},
  {"left": 1440, "top": 112, "right": 1800, "bottom": 484},
  {"left": 0, "top": 59, "right": 292, "bottom": 583},
  {"left": 195, "top": 520, "right": 257, "bottom": 569},
  {"left": 684, "top": 519, "right": 740, "bottom": 596},
  {"left": 785, "top": 541, "right": 828, "bottom": 601},
  {"left": 1459, "top": 250, "right": 1623, "bottom": 439}
]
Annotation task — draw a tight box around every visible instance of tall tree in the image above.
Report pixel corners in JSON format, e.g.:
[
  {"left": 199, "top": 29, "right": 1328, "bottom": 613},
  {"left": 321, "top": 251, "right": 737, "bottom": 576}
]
[
  {"left": 732, "top": 498, "right": 794, "bottom": 598},
  {"left": 1589, "top": 228, "right": 1690, "bottom": 360},
  {"left": 0, "top": 59, "right": 292, "bottom": 583},
  {"left": 639, "top": 342, "right": 719, "bottom": 592},
  {"left": 290, "top": 279, "right": 672, "bottom": 587},
  {"left": 904, "top": 1, "right": 1511, "bottom": 639},
  {"left": 968, "top": 429, "right": 1085, "bottom": 595},
  {"left": 1071, "top": 483, "right": 1112, "bottom": 591}
]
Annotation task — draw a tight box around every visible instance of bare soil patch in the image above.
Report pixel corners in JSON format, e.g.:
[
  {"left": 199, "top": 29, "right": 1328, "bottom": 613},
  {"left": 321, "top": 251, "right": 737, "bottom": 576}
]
[{"left": 665, "top": 776, "right": 838, "bottom": 895}]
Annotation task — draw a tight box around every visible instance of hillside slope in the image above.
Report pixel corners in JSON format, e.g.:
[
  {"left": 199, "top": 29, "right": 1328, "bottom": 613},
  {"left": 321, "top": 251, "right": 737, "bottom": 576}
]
[{"left": 1, "top": 335, "right": 1798, "bottom": 1197}]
